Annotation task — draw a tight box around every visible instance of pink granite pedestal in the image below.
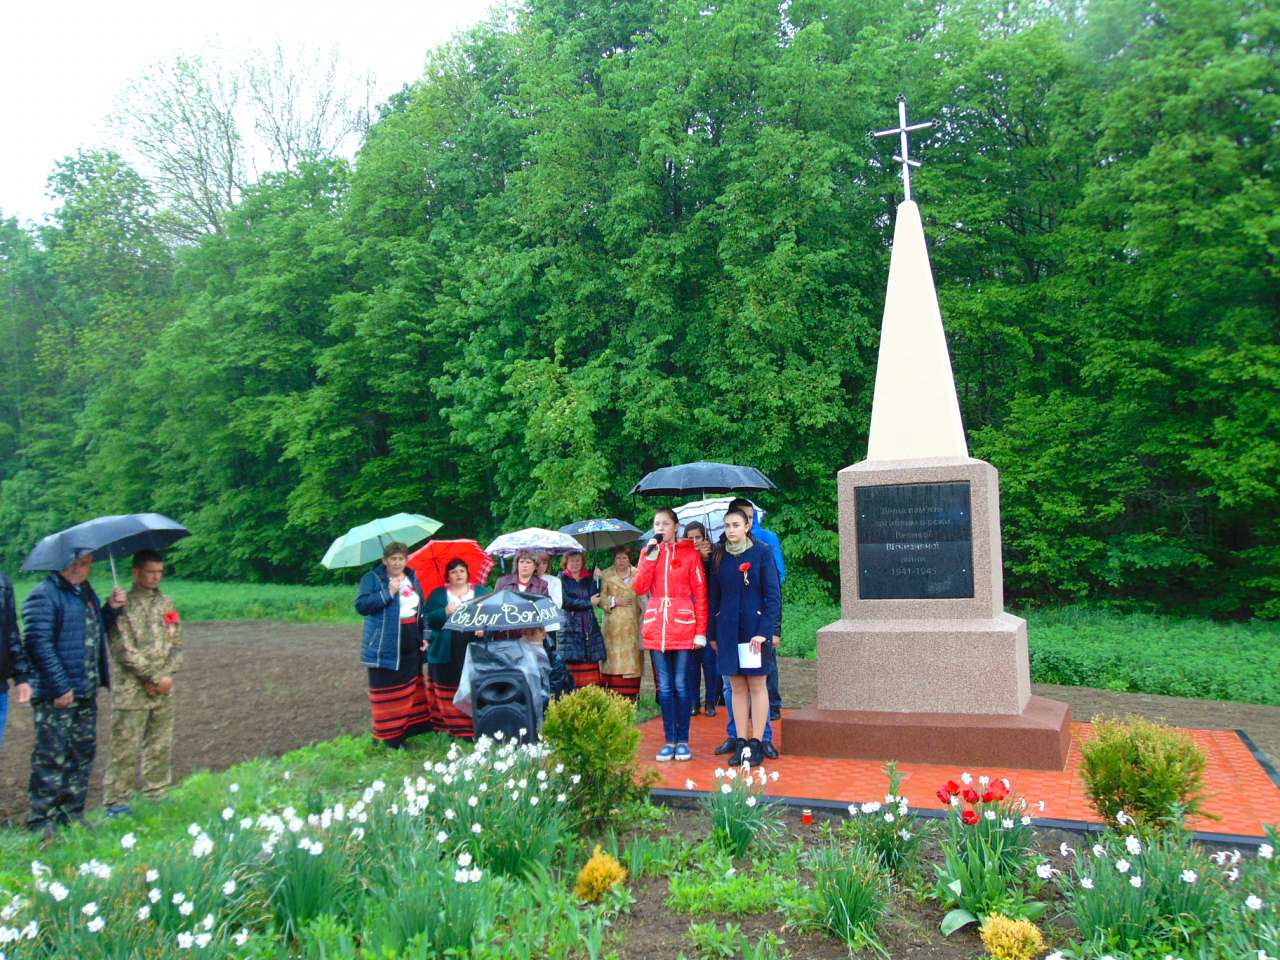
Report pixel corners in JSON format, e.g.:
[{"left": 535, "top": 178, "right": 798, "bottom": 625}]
[{"left": 787, "top": 457, "right": 1072, "bottom": 770}]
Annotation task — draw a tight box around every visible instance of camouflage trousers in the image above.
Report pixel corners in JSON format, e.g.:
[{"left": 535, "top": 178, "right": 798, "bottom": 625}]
[
  {"left": 103, "top": 697, "right": 175, "bottom": 807},
  {"left": 28, "top": 697, "right": 97, "bottom": 831}
]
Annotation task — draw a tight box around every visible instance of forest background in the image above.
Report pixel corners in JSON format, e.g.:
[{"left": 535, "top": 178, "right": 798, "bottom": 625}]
[{"left": 0, "top": 0, "right": 1275, "bottom": 618}]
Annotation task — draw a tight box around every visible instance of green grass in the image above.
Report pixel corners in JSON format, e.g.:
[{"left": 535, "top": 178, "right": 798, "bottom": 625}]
[
  {"left": 13, "top": 577, "right": 358, "bottom": 622},
  {"left": 778, "top": 601, "right": 1280, "bottom": 707}
]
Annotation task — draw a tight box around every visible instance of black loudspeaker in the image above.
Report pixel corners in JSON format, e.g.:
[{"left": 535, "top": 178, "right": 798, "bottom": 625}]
[{"left": 472, "top": 669, "right": 538, "bottom": 744}]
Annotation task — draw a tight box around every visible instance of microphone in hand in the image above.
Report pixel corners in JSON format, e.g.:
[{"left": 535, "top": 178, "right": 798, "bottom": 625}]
[{"left": 647, "top": 532, "right": 663, "bottom": 559}]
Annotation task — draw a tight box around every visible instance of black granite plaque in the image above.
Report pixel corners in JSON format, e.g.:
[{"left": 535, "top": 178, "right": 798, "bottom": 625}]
[{"left": 856, "top": 482, "right": 974, "bottom": 599}]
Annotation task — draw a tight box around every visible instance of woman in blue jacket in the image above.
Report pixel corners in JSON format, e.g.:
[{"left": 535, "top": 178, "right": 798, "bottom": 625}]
[
  {"left": 355, "top": 542, "right": 431, "bottom": 748},
  {"left": 708, "top": 507, "right": 781, "bottom": 767}
]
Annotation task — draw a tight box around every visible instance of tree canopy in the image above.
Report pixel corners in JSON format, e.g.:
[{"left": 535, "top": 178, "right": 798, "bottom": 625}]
[{"left": 1, "top": 0, "right": 1276, "bottom": 617}]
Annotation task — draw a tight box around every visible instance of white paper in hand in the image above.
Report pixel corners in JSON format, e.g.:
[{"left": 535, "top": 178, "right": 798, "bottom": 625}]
[{"left": 737, "top": 641, "right": 761, "bottom": 670}]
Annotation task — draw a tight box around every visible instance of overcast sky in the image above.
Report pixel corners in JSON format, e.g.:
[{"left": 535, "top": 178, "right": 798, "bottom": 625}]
[{"left": 1, "top": 0, "right": 496, "bottom": 224}]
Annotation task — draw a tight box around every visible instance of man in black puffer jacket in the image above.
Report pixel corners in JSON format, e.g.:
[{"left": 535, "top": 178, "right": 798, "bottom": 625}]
[
  {"left": 1, "top": 567, "right": 33, "bottom": 754},
  {"left": 22, "top": 551, "right": 124, "bottom": 832}
]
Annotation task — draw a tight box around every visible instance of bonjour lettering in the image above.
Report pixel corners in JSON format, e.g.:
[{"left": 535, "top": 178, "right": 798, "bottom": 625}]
[{"left": 452, "top": 602, "right": 558, "bottom": 628}]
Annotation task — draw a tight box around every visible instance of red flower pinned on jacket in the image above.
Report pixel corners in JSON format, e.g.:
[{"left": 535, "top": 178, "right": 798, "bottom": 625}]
[
  {"left": 164, "top": 610, "right": 181, "bottom": 624},
  {"left": 738, "top": 561, "right": 751, "bottom": 587}
]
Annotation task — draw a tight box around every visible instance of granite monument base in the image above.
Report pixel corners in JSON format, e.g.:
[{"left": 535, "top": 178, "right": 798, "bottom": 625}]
[{"left": 784, "top": 696, "right": 1072, "bottom": 770}]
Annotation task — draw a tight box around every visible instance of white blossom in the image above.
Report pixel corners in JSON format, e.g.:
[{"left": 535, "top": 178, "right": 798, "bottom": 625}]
[
  {"left": 87, "top": 916, "right": 104, "bottom": 933},
  {"left": 201, "top": 914, "right": 214, "bottom": 931},
  {"left": 145, "top": 869, "right": 159, "bottom": 883},
  {"left": 1246, "top": 895, "right": 1263, "bottom": 911},
  {"left": 1002, "top": 818, "right": 1015, "bottom": 829},
  {"left": 148, "top": 888, "right": 161, "bottom": 904},
  {"left": 745, "top": 796, "right": 757, "bottom": 808},
  {"left": 1125, "top": 835, "right": 1143, "bottom": 856},
  {"left": 194, "top": 932, "right": 212, "bottom": 948},
  {"left": 177, "top": 932, "right": 194, "bottom": 949},
  {"left": 222, "top": 880, "right": 236, "bottom": 896},
  {"left": 471, "top": 823, "right": 482, "bottom": 834},
  {"left": 1081, "top": 877, "right": 1095, "bottom": 890},
  {"left": 48, "top": 884, "right": 68, "bottom": 903},
  {"left": 121, "top": 832, "right": 137, "bottom": 850},
  {"left": 233, "top": 929, "right": 249, "bottom": 946},
  {"left": 721, "top": 784, "right": 732, "bottom": 795},
  {"left": 137, "top": 905, "right": 151, "bottom": 920},
  {"left": 309, "top": 842, "right": 324, "bottom": 856},
  {"left": 960, "top": 772, "right": 973, "bottom": 785},
  {"left": 436, "top": 831, "right": 448, "bottom": 844},
  {"left": 1182, "top": 869, "right": 1198, "bottom": 883},
  {"left": 1130, "top": 876, "right": 1143, "bottom": 888},
  {"left": 1116, "top": 859, "right": 1131, "bottom": 873},
  {"left": 179, "top": 901, "right": 194, "bottom": 916},
  {"left": 1259, "top": 844, "right": 1274, "bottom": 860},
  {"left": 229, "top": 783, "right": 239, "bottom": 793},
  {"left": 81, "top": 903, "right": 98, "bottom": 916},
  {"left": 1036, "top": 863, "right": 1054, "bottom": 880},
  {"left": 221, "top": 807, "right": 234, "bottom": 821}
]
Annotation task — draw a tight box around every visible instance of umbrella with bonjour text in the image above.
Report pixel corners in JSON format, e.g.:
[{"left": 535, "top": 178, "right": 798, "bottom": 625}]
[{"left": 442, "top": 589, "right": 564, "bottom": 634}]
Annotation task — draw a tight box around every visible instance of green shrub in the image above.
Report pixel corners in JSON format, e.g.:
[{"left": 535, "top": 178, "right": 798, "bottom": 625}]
[
  {"left": 542, "top": 686, "right": 653, "bottom": 823},
  {"left": 1080, "top": 714, "right": 1209, "bottom": 829},
  {"left": 804, "top": 841, "right": 889, "bottom": 951}
]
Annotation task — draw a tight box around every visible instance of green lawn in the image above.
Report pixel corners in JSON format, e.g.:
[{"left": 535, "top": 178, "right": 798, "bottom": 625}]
[{"left": 13, "top": 579, "right": 1280, "bottom": 706}]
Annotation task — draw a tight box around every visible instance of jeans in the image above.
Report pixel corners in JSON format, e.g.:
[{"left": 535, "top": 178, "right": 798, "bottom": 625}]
[
  {"left": 764, "top": 642, "right": 781, "bottom": 712},
  {"left": 684, "top": 643, "right": 720, "bottom": 707},
  {"left": 0, "top": 690, "right": 7, "bottom": 754},
  {"left": 722, "top": 676, "right": 773, "bottom": 744},
  {"left": 650, "top": 650, "right": 692, "bottom": 744}
]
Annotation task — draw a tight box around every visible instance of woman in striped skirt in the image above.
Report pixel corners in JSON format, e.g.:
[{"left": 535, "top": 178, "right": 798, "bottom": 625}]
[
  {"left": 423, "top": 558, "right": 490, "bottom": 738},
  {"left": 355, "top": 542, "right": 433, "bottom": 748},
  {"left": 600, "top": 545, "right": 644, "bottom": 699},
  {"left": 558, "top": 551, "right": 607, "bottom": 689}
]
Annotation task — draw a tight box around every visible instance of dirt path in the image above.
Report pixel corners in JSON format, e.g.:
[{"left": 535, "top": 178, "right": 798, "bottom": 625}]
[{"left": 2, "top": 622, "right": 1276, "bottom": 822}]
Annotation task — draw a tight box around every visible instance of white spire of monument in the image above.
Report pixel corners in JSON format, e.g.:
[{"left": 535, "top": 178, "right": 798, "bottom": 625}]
[{"left": 866, "top": 96, "right": 969, "bottom": 461}]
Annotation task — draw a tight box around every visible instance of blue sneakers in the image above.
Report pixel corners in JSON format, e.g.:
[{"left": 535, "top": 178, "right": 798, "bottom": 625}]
[
  {"left": 656, "top": 743, "right": 676, "bottom": 762},
  {"left": 674, "top": 743, "right": 693, "bottom": 762}
]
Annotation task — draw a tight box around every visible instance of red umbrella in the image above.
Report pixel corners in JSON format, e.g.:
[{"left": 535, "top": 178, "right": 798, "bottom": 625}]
[{"left": 407, "top": 539, "right": 494, "bottom": 596}]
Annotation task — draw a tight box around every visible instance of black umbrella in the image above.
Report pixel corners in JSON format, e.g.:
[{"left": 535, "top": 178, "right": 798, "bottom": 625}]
[
  {"left": 443, "top": 589, "right": 564, "bottom": 634},
  {"left": 629, "top": 461, "right": 776, "bottom": 497},
  {"left": 21, "top": 513, "right": 190, "bottom": 586},
  {"left": 559, "top": 518, "right": 644, "bottom": 552}
]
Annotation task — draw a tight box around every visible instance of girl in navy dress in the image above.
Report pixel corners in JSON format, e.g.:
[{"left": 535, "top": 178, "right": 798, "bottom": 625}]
[{"left": 708, "top": 507, "right": 781, "bottom": 766}]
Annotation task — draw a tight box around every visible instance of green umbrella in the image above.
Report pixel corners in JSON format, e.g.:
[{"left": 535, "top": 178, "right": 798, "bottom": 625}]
[{"left": 320, "top": 513, "right": 443, "bottom": 570}]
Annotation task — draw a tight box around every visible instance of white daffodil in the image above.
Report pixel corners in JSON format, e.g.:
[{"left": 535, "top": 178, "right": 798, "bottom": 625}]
[
  {"left": 194, "top": 932, "right": 212, "bottom": 948},
  {"left": 1093, "top": 844, "right": 1106, "bottom": 858},
  {"left": 1246, "top": 894, "right": 1263, "bottom": 910},
  {"left": 87, "top": 916, "right": 104, "bottom": 933},
  {"left": 48, "top": 884, "right": 68, "bottom": 903},
  {"left": 81, "top": 903, "right": 98, "bottom": 917},
  {"left": 137, "top": 905, "right": 151, "bottom": 920},
  {"left": 1181, "top": 869, "right": 1198, "bottom": 883},
  {"left": 221, "top": 807, "right": 234, "bottom": 821},
  {"left": 1259, "top": 844, "right": 1274, "bottom": 860},
  {"left": 457, "top": 852, "right": 473, "bottom": 868},
  {"left": 1036, "top": 863, "right": 1054, "bottom": 880},
  {"left": 1130, "top": 875, "right": 1143, "bottom": 888},
  {"left": 685, "top": 779, "right": 696, "bottom": 790},
  {"left": 1002, "top": 818, "right": 1015, "bottom": 829},
  {"left": 145, "top": 869, "right": 159, "bottom": 883},
  {"left": 309, "top": 842, "right": 324, "bottom": 856},
  {"left": 1125, "top": 835, "right": 1142, "bottom": 856},
  {"left": 745, "top": 796, "right": 757, "bottom": 808},
  {"left": 1080, "top": 877, "right": 1095, "bottom": 890},
  {"left": 436, "top": 830, "right": 448, "bottom": 844},
  {"left": 222, "top": 880, "right": 236, "bottom": 896},
  {"left": 179, "top": 901, "right": 194, "bottom": 917},
  {"left": 471, "top": 823, "right": 482, "bottom": 834},
  {"left": 1116, "top": 859, "right": 1131, "bottom": 874},
  {"left": 721, "top": 784, "right": 732, "bottom": 795},
  {"left": 120, "top": 832, "right": 137, "bottom": 850},
  {"left": 148, "top": 888, "right": 161, "bottom": 904},
  {"left": 960, "top": 772, "right": 973, "bottom": 785},
  {"left": 177, "top": 932, "right": 194, "bottom": 949}
]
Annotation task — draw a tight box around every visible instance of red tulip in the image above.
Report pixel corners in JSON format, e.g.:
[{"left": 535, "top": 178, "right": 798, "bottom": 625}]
[
  {"left": 944, "top": 780, "right": 961, "bottom": 796},
  {"left": 936, "top": 788, "right": 951, "bottom": 805},
  {"left": 989, "top": 779, "right": 1009, "bottom": 800},
  {"left": 962, "top": 787, "right": 980, "bottom": 805},
  {"left": 981, "top": 791, "right": 995, "bottom": 804},
  {"left": 961, "top": 809, "right": 979, "bottom": 826},
  {"left": 163, "top": 610, "right": 181, "bottom": 624}
]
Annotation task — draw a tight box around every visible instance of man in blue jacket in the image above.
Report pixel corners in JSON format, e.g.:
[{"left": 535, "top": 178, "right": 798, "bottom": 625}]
[
  {"left": 1, "top": 567, "right": 33, "bottom": 754},
  {"left": 22, "top": 551, "right": 125, "bottom": 832}
]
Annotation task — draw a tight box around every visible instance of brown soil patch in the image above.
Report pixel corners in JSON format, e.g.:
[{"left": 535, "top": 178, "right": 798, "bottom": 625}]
[{"left": 2, "top": 625, "right": 1276, "bottom": 823}]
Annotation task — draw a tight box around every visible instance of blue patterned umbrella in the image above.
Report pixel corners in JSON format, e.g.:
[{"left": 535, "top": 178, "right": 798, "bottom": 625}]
[{"left": 559, "top": 519, "right": 643, "bottom": 552}]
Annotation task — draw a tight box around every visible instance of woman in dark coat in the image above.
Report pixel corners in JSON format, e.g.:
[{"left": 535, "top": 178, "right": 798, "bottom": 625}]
[
  {"left": 558, "top": 551, "right": 606, "bottom": 689},
  {"left": 355, "top": 542, "right": 432, "bottom": 749},
  {"left": 708, "top": 508, "right": 781, "bottom": 767},
  {"left": 492, "top": 550, "right": 550, "bottom": 640},
  {"left": 423, "top": 558, "right": 491, "bottom": 738}
]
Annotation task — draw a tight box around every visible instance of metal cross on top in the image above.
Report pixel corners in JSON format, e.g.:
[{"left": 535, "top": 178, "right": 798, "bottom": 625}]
[{"left": 872, "top": 95, "right": 934, "bottom": 202}]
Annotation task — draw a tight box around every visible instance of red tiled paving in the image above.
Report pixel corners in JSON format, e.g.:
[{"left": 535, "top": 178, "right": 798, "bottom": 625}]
[{"left": 640, "top": 711, "right": 1280, "bottom": 840}]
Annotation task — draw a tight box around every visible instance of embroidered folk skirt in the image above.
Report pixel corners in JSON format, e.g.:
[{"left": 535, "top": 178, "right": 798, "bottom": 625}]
[
  {"left": 426, "top": 631, "right": 474, "bottom": 739},
  {"left": 367, "top": 622, "right": 434, "bottom": 744}
]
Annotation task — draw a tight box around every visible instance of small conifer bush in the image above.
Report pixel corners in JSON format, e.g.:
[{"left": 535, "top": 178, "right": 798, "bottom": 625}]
[
  {"left": 979, "top": 913, "right": 1045, "bottom": 960},
  {"left": 574, "top": 845, "right": 627, "bottom": 903},
  {"left": 1080, "top": 714, "right": 1208, "bottom": 829},
  {"left": 543, "top": 686, "right": 653, "bottom": 823}
]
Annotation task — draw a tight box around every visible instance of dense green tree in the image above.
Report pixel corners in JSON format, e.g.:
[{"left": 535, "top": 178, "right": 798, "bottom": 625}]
[{"left": 0, "top": 0, "right": 1275, "bottom": 616}]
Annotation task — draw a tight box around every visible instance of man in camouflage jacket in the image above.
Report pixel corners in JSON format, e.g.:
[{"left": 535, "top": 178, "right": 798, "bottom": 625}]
[{"left": 103, "top": 550, "right": 183, "bottom": 814}]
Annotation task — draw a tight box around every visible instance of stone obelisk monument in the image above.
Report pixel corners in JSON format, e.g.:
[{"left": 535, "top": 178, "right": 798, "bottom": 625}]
[{"left": 786, "top": 98, "right": 1071, "bottom": 769}]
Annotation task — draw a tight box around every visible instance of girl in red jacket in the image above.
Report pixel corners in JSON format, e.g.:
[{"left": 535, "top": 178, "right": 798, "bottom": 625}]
[{"left": 632, "top": 507, "right": 708, "bottom": 761}]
